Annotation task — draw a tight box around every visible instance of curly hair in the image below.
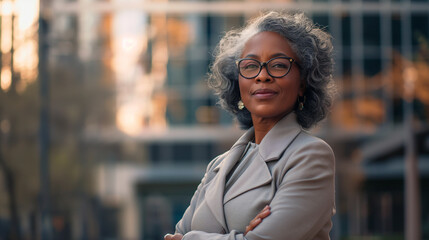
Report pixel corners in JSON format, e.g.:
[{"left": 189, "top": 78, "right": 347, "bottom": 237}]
[{"left": 208, "top": 11, "right": 335, "bottom": 129}]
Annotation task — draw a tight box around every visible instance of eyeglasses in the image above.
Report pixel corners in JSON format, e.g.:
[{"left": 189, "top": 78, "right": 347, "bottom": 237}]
[{"left": 236, "top": 56, "right": 297, "bottom": 79}]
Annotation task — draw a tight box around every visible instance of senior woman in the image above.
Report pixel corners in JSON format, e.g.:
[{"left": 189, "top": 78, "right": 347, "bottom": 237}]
[{"left": 165, "top": 11, "right": 335, "bottom": 240}]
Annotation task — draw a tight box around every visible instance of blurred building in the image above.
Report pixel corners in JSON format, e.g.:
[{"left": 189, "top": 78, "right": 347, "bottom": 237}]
[
  {"left": 46, "top": 0, "right": 429, "bottom": 239},
  {"left": 1, "top": 0, "right": 428, "bottom": 239}
]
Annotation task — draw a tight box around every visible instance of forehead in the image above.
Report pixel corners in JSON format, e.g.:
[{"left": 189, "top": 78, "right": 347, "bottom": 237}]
[{"left": 241, "top": 31, "right": 297, "bottom": 59}]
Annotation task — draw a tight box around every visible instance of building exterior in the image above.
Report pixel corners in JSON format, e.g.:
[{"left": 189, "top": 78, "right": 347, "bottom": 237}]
[{"left": 6, "top": 0, "right": 427, "bottom": 239}]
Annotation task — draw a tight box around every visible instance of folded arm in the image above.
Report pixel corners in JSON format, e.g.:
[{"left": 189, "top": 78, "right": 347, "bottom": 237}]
[{"left": 176, "top": 140, "right": 335, "bottom": 240}]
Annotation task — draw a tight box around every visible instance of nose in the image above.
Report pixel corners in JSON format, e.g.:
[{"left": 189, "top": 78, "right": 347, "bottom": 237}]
[{"left": 256, "top": 65, "right": 273, "bottom": 82}]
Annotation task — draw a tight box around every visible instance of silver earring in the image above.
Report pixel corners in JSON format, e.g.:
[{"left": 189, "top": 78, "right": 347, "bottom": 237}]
[
  {"left": 298, "top": 96, "right": 306, "bottom": 111},
  {"left": 238, "top": 100, "right": 244, "bottom": 110}
]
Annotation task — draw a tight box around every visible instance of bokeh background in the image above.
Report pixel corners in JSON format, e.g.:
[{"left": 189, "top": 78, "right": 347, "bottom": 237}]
[{"left": 0, "top": 0, "right": 428, "bottom": 239}]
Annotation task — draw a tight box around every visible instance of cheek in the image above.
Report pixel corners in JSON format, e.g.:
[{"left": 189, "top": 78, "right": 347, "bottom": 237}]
[
  {"left": 286, "top": 72, "right": 302, "bottom": 93},
  {"left": 238, "top": 79, "right": 249, "bottom": 96},
  {"left": 279, "top": 80, "right": 301, "bottom": 99}
]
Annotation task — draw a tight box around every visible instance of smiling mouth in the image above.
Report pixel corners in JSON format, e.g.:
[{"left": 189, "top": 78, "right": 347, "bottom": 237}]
[{"left": 252, "top": 89, "right": 278, "bottom": 99}]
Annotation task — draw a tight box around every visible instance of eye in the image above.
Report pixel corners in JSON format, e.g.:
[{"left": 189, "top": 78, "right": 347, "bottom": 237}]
[
  {"left": 271, "top": 63, "right": 288, "bottom": 69},
  {"left": 242, "top": 63, "right": 259, "bottom": 70},
  {"left": 239, "top": 59, "right": 260, "bottom": 70},
  {"left": 269, "top": 59, "right": 290, "bottom": 70}
]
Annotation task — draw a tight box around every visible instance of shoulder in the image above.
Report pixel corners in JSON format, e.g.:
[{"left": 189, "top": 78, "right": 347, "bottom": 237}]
[
  {"left": 280, "top": 131, "right": 335, "bottom": 173},
  {"left": 206, "top": 150, "right": 230, "bottom": 172},
  {"left": 292, "top": 131, "right": 334, "bottom": 154},
  {"left": 272, "top": 131, "right": 335, "bottom": 191},
  {"left": 200, "top": 150, "right": 230, "bottom": 184}
]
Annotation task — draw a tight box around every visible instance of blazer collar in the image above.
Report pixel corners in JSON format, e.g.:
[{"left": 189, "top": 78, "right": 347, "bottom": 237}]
[
  {"left": 222, "top": 113, "right": 302, "bottom": 203},
  {"left": 258, "top": 112, "right": 302, "bottom": 162},
  {"left": 212, "top": 129, "right": 254, "bottom": 172},
  {"left": 213, "top": 112, "right": 302, "bottom": 171},
  {"left": 206, "top": 112, "right": 302, "bottom": 229}
]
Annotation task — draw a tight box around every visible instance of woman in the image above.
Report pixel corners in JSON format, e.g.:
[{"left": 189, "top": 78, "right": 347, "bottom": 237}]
[{"left": 165, "top": 11, "right": 335, "bottom": 240}]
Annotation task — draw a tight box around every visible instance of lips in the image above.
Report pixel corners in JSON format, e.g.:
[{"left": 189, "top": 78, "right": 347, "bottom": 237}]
[{"left": 252, "top": 88, "right": 278, "bottom": 99}]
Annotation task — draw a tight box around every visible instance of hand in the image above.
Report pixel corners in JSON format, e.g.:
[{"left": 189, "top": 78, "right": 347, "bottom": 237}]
[
  {"left": 244, "top": 205, "right": 271, "bottom": 235},
  {"left": 164, "top": 233, "right": 183, "bottom": 240}
]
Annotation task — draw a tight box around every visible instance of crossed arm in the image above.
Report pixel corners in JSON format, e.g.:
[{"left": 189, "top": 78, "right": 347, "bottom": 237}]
[
  {"left": 164, "top": 140, "right": 335, "bottom": 240},
  {"left": 164, "top": 205, "right": 271, "bottom": 240}
]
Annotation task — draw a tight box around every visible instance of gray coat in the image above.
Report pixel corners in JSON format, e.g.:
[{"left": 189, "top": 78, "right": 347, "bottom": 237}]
[{"left": 175, "top": 113, "right": 335, "bottom": 240}]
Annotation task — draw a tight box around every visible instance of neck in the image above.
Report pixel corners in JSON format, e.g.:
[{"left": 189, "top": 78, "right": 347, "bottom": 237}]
[{"left": 251, "top": 112, "right": 289, "bottom": 144}]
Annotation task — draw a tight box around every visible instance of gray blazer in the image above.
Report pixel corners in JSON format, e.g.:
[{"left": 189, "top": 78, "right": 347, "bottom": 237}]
[{"left": 175, "top": 113, "right": 335, "bottom": 240}]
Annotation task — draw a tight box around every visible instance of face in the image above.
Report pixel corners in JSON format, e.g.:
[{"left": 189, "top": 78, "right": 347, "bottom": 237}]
[{"left": 238, "top": 31, "right": 303, "bottom": 123}]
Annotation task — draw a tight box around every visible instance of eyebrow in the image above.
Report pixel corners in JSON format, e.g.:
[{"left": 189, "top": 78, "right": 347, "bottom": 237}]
[{"left": 244, "top": 53, "right": 290, "bottom": 59}]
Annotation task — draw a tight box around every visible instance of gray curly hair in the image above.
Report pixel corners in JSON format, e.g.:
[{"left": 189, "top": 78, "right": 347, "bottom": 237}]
[{"left": 208, "top": 11, "right": 335, "bottom": 129}]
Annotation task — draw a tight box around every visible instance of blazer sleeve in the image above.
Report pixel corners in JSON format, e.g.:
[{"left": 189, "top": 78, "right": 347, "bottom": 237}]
[
  {"left": 179, "top": 139, "right": 335, "bottom": 240},
  {"left": 175, "top": 154, "right": 224, "bottom": 234}
]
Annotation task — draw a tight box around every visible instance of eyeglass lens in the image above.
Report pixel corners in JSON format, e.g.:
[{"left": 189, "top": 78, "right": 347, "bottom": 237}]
[{"left": 238, "top": 58, "right": 292, "bottom": 78}]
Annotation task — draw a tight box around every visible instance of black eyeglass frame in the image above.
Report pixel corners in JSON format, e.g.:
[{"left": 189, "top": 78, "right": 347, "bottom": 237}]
[{"left": 235, "top": 56, "right": 299, "bottom": 79}]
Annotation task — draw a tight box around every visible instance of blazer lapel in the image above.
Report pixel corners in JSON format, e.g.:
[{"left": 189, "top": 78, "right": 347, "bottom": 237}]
[
  {"left": 224, "top": 113, "right": 302, "bottom": 203},
  {"left": 223, "top": 152, "right": 272, "bottom": 203},
  {"left": 204, "top": 113, "right": 302, "bottom": 228},
  {"left": 205, "top": 129, "right": 254, "bottom": 231}
]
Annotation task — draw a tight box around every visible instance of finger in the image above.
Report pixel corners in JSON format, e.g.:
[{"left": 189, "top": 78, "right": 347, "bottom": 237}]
[
  {"left": 172, "top": 233, "right": 183, "bottom": 240},
  {"left": 245, "top": 225, "right": 251, "bottom": 235},
  {"left": 258, "top": 205, "right": 270, "bottom": 216},
  {"left": 165, "top": 233, "right": 183, "bottom": 240},
  {"left": 245, "top": 218, "right": 261, "bottom": 235},
  {"left": 244, "top": 206, "right": 271, "bottom": 235},
  {"left": 245, "top": 223, "right": 254, "bottom": 235},
  {"left": 257, "top": 208, "right": 271, "bottom": 219},
  {"left": 248, "top": 211, "right": 269, "bottom": 231},
  {"left": 249, "top": 217, "right": 262, "bottom": 228}
]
